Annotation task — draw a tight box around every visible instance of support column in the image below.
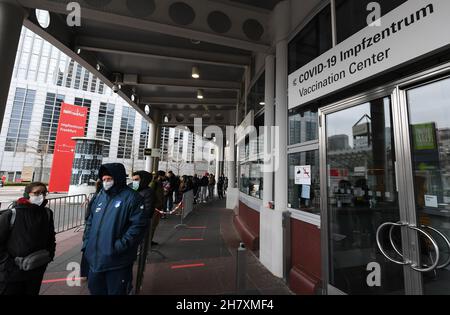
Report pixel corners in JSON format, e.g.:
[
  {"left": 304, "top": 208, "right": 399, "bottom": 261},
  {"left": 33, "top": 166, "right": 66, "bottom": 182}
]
[
  {"left": 151, "top": 110, "right": 161, "bottom": 173},
  {"left": 262, "top": 54, "right": 275, "bottom": 207},
  {"left": 0, "top": 0, "right": 25, "bottom": 130},
  {"left": 260, "top": 54, "right": 276, "bottom": 270},
  {"left": 145, "top": 121, "right": 156, "bottom": 172},
  {"left": 265, "top": 0, "right": 290, "bottom": 278}
]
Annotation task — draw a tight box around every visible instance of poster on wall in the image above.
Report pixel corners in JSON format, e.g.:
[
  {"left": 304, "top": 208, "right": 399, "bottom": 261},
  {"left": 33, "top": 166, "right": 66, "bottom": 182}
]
[
  {"left": 48, "top": 103, "right": 87, "bottom": 192},
  {"left": 295, "top": 165, "right": 311, "bottom": 185}
]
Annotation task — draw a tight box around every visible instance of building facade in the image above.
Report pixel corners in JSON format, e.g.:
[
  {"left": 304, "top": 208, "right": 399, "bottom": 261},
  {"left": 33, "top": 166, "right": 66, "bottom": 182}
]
[{"left": 0, "top": 25, "right": 150, "bottom": 183}]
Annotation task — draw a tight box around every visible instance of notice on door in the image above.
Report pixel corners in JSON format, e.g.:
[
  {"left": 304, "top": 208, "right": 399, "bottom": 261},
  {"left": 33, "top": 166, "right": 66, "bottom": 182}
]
[
  {"left": 295, "top": 165, "right": 311, "bottom": 185},
  {"left": 425, "top": 195, "right": 438, "bottom": 208}
]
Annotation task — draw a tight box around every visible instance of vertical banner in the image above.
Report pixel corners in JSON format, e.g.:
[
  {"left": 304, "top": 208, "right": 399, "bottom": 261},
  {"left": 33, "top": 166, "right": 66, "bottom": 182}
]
[{"left": 48, "top": 103, "right": 87, "bottom": 192}]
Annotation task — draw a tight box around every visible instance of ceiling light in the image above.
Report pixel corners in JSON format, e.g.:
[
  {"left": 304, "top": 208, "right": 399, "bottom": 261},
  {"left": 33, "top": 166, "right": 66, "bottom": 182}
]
[
  {"left": 259, "top": 101, "right": 265, "bottom": 106},
  {"left": 77, "top": 48, "right": 81, "bottom": 54},
  {"left": 192, "top": 66, "right": 200, "bottom": 79},
  {"left": 197, "top": 89, "right": 204, "bottom": 99},
  {"left": 96, "top": 63, "right": 101, "bottom": 71}
]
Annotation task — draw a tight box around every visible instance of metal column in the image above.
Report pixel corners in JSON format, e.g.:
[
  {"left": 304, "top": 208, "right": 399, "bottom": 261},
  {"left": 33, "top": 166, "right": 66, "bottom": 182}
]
[{"left": 0, "top": 0, "right": 25, "bottom": 130}]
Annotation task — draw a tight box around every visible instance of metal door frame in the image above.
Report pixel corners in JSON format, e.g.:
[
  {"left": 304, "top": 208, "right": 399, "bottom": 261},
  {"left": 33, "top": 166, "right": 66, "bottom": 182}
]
[{"left": 318, "top": 62, "right": 450, "bottom": 295}]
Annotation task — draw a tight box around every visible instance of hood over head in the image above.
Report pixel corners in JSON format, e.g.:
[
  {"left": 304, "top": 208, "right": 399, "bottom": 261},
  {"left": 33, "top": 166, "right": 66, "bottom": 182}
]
[
  {"left": 99, "top": 163, "right": 127, "bottom": 193},
  {"left": 133, "top": 171, "right": 153, "bottom": 191}
]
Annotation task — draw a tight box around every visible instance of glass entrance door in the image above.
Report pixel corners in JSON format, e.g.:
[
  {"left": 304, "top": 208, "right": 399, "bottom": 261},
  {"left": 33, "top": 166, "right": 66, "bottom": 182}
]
[
  {"left": 404, "top": 77, "right": 450, "bottom": 295},
  {"left": 322, "top": 95, "right": 407, "bottom": 294},
  {"left": 321, "top": 72, "right": 450, "bottom": 295}
]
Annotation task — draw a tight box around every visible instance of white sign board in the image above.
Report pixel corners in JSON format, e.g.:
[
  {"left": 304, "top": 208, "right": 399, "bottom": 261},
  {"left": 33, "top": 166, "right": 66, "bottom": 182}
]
[
  {"left": 288, "top": 0, "right": 450, "bottom": 109},
  {"left": 295, "top": 165, "right": 311, "bottom": 185}
]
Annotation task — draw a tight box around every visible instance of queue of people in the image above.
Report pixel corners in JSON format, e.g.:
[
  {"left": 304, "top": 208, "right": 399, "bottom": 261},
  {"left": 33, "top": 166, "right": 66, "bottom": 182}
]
[{"left": 0, "top": 165, "right": 228, "bottom": 296}]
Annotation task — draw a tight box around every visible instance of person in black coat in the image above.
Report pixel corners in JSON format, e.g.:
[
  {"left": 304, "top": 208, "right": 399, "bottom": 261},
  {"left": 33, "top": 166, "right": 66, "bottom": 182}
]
[
  {"left": 130, "top": 171, "right": 155, "bottom": 220},
  {"left": 0, "top": 182, "right": 56, "bottom": 295}
]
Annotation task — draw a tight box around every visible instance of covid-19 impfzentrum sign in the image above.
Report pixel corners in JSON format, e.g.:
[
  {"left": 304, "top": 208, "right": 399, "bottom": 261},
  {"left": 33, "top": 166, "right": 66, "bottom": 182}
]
[{"left": 288, "top": 0, "right": 450, "bottom": 109}]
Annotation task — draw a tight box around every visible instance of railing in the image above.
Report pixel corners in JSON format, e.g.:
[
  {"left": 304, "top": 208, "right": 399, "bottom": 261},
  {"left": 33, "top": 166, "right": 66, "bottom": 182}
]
[
  {"left": 47, "top": 194, "right": 89, "bottom": 234},
  {"left": 0, "top": 194, "right": 90, "bottom": 234}
]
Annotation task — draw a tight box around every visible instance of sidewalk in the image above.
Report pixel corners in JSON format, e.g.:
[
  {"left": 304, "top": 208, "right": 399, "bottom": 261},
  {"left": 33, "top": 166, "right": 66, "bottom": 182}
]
[{"left": 40, "top": 199, "right": 293, "bottom": 295}]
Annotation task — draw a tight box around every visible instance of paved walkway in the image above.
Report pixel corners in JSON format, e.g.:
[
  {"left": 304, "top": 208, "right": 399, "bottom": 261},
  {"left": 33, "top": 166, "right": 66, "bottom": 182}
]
[{"left": 40, "top": 199, "right": 293, "bottom": 295}]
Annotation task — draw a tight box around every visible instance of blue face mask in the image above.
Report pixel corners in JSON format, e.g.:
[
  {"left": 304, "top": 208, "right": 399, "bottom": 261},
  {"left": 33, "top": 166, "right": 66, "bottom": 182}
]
[{"left": 132, "top": 180, "right": 140, "bottom": 191}]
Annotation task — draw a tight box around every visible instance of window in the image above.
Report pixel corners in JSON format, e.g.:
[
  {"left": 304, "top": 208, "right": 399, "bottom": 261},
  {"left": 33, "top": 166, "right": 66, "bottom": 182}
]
[
  {"left": 39, "top": 93, "right": 65, "bottom": 154},
  {"left": 74, "top": 97, "right": 91, "bottom": 135},
  {"left": 82, "top": 70, "right": 90, "bottom": 91},
  {"left": 6, "top": 88, "right": 36, "bottom": 152},
  {"left": 238, "top": 113, "right": 265, "bottom": 199},
  {"left": 336, "top": 0, "right": 407, "bottom": 43},
  {"left": 90, "top": 76, "right": 98, "bottom": 93},
  {"left": 96, "top": 102, "right": 115, "bottom": 157},
  {"left": 289, "top": 108, "right": 318, "bottom": 145},
  {"left": 65, "top": 60, "right": 75, "bottom": 88},
  {"left": 288, "top": 4, "right": 332, "bottom": 74},
  {"left": 138, "top": 120, "right": 150, "bottom": 160},
  {"left": 246, "top": 72, "right": 265, "bottom": 115},
  {"left": 117, "top": 107, "right": 136, "bottom": 159},
  {"left": 74, "top": 64, "right": 82, "bottom": 90},
  {"left": 288, "top": 150, "right": 320, "bottom": 214}
]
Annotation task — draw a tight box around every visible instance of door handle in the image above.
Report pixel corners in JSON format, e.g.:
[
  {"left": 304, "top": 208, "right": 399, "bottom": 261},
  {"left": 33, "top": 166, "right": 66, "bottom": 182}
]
[
  {"left": 376, "top": 222, "right": 442, "bottom": 273},
  {"left": 376, "top": 222, "right": 409, "bottom": 265},
  {"left": 420, "top": 225, "right": 450, "bottom": 269},
  {"left": 407, "top": 225, "right": 440, "bottom": 273}
]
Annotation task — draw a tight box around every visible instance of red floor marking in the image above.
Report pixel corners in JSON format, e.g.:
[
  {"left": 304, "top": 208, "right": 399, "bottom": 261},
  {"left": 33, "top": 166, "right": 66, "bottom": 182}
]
[
  {"left": 187, "top": 226, "right": 207, "bottom": 229},
  {"left": 179, "top": 238, "right": 204, "bottom": 241},
  {"left": 170, "top": 263, "right": 206, "bottom": 270},
  {"left": 42, "top": 277, "right": 83, "bottom": 284}
]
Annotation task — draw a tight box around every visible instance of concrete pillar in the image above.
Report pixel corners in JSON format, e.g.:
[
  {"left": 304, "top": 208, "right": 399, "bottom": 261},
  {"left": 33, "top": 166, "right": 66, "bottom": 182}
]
[
  {"left": 0, "top": 0, "right": 25, "bottom": 130},
  {"left": 263, "top": 0, "right": 291, "bottom": 278},
  {"left": 262, "top": 55, "right": 275, "bottom": 206},
  {"left": 151, "top": 110, "right": 161, "bottom": 173},
  {"left": 145, "top": 121, "right": 156, "bottom": 172},
  {"left": 260, "top": 54, "right": 276, "bottom": 270}
]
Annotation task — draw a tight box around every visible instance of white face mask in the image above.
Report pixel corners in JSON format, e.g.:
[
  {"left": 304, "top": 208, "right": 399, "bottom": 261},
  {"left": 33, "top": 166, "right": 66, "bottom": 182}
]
[
  {"left": 132, "top": 180, "right": 140, "bottom": 191},
  {"left": 29, "top": 194, "right": 44, "bottom": 206},
  {"left": 103, "top": 180, "right": 114, "bottom": 191}
]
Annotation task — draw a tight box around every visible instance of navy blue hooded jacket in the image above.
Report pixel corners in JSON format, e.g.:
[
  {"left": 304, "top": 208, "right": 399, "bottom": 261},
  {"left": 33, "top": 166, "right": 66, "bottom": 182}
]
[{"left": 83, "top": 163, "right": 148, "bottom": 273}]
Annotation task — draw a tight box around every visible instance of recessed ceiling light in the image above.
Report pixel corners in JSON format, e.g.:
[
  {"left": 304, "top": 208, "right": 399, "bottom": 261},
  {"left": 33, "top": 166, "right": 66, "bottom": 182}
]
[
  {"left": 259, "top": 101, "right": 265, "bottom": 106},
  {"left": 192, "top": 66, "right": 200, "bottom": 79},
  {"left": 197, "top": 89, "right": 204, "bottom": 99}
]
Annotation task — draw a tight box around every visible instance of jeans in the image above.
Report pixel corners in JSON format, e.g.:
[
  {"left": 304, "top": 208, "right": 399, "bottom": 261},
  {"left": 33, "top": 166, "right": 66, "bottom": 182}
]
[{"left": 88, "top": 265, "right": 133, "bottom": 295}]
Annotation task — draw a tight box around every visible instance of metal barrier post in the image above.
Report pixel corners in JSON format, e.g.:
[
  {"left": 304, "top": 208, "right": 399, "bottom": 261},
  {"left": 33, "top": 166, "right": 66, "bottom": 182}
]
[
  {"left": 282, "top": 211, "right": 292, "bottom": 283},
  {"left": 236, "top": 242, "right": 247, "bottom": 293}
]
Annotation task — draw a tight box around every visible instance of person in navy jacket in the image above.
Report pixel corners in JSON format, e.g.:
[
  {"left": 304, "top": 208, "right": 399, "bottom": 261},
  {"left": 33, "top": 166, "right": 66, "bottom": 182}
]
[{"left": 82, "top": 163, "right": 148, "bottom": 295}]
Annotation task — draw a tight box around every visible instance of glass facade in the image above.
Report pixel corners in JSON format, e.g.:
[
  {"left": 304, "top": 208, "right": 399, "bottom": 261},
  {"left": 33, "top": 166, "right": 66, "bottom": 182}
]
[
  {"left": 288, "top": 4, "right": 332, "bottom": 74},
  {"left": 74, "top": 97, "right": 92, "bottom": 136},
  {"left": 117, "top": 106, "right": 136, "bottom": 159},
  {"left": 138, "top": 120, "right": 150, "bottom": 160},
  {"left": 96, "top": 102, "right": 115, "bottom": 157},
  {"left": 238, "top": 113, "right": 264, "bottom": 199},
  {"left": 336, "top": 0, "right": 408, "bottom": 43},
  {"left": 289, "top": 109, "right": 318, "bottom": 145},
  {"left": 246, "top": 72, "right": 265, "bottom": 115},
  {"left": 5, "top": 88, "right": 36, "bottom": 152},
  {"left": 39, "top": 92, "right": 65, "bottom": 154}
]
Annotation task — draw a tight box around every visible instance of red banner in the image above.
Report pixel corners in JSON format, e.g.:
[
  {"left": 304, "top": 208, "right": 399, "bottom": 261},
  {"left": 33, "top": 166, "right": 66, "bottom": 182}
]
[{"left": 48, "top": 103, "right": 88, "bottom": 192}]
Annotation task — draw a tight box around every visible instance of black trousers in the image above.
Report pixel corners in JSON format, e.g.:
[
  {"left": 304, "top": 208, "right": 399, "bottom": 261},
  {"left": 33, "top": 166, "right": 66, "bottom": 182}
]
[{"left": 0, "top": 272, "right": 45, "bottom": 295}]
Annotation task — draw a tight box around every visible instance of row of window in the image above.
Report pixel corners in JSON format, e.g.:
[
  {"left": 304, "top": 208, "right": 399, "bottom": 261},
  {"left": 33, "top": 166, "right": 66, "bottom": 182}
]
[
  {"left": 14, "top": 28, "right": 106, "bottom": 95},
  {"left": 5, "top": 89, "right": 149, "bottom": 161}
]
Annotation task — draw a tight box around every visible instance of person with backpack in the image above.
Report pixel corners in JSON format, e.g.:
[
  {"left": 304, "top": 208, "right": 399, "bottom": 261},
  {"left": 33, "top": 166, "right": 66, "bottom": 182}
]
[{"left": 0, "top": 182, "right": 56, "bottom": 295}]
